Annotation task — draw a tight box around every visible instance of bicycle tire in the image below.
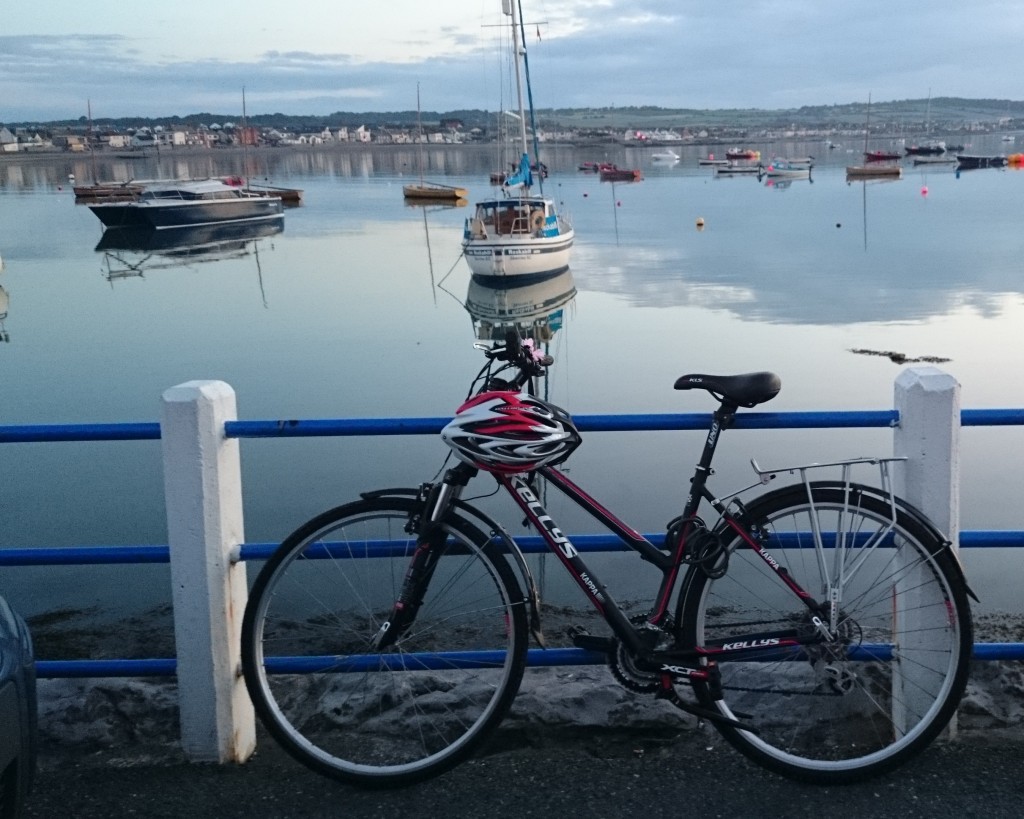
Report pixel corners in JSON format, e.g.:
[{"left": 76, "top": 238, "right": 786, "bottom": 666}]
[
  {"left": 241, "top": 496, "right": 529, "bottom": 787},
  {"left": 680, "top": 482, "right": 972, "bottom": 784}
]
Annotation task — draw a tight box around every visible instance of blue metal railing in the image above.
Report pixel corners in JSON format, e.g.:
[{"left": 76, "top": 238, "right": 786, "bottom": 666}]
[{"left": 4, "top": 407, "right": 1024, "bottom": 677}]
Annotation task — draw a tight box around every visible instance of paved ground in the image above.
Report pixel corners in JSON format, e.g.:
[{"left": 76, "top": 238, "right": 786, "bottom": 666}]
[{"left": 22, "top": 724, "right": 1024, "bottom": 819}]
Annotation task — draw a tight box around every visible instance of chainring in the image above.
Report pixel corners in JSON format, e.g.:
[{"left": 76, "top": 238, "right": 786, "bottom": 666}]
[{"left": 608, "top": 615, "right": 668, "bottom": 694}]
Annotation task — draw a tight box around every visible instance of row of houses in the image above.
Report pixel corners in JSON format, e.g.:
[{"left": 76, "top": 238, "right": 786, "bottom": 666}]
[{"left": 0, "top": 120, "right": 473, "bottom": 153}]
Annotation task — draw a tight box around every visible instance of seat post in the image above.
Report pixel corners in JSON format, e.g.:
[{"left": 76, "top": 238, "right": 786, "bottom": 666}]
[{"left": 682, "top": 399, "right": 738, "bottom": 518}]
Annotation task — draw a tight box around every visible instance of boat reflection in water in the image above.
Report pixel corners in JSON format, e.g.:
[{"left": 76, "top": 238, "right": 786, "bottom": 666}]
[
  {"left": 464, "top": 268, "right": 576, "bottom": 345},
  {"left": 94, "top": 216, "right": 284, "bottom": 284}
]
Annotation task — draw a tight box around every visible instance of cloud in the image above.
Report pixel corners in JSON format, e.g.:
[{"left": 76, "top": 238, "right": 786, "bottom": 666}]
[{"left": 3, "top": 2, "right": 1024, "bottom": 122}]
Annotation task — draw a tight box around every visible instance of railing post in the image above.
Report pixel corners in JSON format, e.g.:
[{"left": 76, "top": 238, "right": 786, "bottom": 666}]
[
  {"left": 892, "top": 367, "right": 961, "bottom": 734},
  {"left": 893, "top": 367, "right": 961, "bottom": 542},
  {"left": 161, "top": 380, "right": 255, "bottom": 763}
]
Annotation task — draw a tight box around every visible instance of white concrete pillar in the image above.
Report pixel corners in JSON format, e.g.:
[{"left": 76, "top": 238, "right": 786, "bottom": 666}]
[
  {"left": 892, "top": 367, "right": 961, "bottom": 735},
  {"left": 893, "top": 367, "right": 961, "bottom": 543},
  {"left": 161, "top": 380, "right": 255, "bottom": 763}
]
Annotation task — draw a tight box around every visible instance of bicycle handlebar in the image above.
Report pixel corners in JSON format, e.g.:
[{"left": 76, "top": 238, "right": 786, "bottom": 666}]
[{"left": 481, "top": 330, "right": 553, "bottom": 385}]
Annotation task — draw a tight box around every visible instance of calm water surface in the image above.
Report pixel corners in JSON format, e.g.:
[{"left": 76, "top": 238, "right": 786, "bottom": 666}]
[{"left": 2, "top": 139, "right": 1023, "bottom": 620}]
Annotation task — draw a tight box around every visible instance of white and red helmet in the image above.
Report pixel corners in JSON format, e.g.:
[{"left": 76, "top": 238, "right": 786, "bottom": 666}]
[{"left": 441, "top": 391, "right": 581, "bottom": 474}]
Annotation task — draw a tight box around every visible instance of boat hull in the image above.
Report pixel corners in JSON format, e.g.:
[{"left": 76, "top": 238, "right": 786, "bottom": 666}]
[
  {"left": 461, "top": 232, "right": 573, "bottom": 283},
  {"left": 89, "top": 196, "right": 283, "bottom": 229},
  {"left": 956, "top": 155, "right": 1007, "bottom": 169}
]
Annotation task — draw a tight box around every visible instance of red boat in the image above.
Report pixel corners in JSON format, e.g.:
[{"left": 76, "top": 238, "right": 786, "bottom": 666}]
[
  {"left": 725, "top": 148, "right": 760, "bottom": 161},
  {"left": 864, "top": 150, "right": 901, "bottom": 162},
  {"left": 598, "top": 164, "right": 643, "bottom": 182}
]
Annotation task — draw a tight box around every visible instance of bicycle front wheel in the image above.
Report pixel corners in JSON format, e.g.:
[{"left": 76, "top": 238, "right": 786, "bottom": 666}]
[
  {"left": 241, "top": 496, "right": 529, "bottom": 787},
  {"left": 681, "top": 483, "right": 972, "bottom": 784}
]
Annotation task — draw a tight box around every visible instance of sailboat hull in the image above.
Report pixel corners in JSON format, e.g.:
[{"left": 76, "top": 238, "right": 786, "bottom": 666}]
[
  {"left": 462, "top": 194, "right": 573, "bottom": 282},
  {"left": 461, "top": 233, "right": 573, "bottom": 283}
]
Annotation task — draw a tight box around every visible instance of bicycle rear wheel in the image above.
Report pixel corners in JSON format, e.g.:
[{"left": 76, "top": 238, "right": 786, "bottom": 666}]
[
  {"left": 680, "top": 483, "right": 972, "bottom": 783},
  {"left": 241, "top": 496, "right": 528, "bottom": 787}
]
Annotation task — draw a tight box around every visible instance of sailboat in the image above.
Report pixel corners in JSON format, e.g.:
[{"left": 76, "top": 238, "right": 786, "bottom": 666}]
[
  {"left": 461, "top": 0, "right": 574, "bottom": 283},
  {"left": 905, "top": 90, "right": 946, "bottom": 156},
  {"left": 846, "top": 94, "right": 902, "bottom": 180},
  {"left": 403, "top": 84, "right": 469, "bottom": 202}
]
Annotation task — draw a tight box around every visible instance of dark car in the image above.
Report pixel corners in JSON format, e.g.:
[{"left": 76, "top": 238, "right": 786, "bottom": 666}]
[{"left": 0, "top": 594, "right": 35, "bottom": 818}]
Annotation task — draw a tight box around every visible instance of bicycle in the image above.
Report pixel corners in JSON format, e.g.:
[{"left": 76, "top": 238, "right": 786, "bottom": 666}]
[{"left": 241, "top": 333, "right": 974, "bottom": 788}]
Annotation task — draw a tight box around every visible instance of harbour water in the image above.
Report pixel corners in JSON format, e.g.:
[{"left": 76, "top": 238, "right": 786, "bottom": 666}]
[{"left": 2, "top": 138, "right": 1024, "bottom": 625}]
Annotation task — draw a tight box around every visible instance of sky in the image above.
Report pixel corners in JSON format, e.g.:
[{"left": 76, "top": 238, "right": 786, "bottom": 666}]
[{"left": 3, "top": 0, "right": 1024, "bottom": 123}]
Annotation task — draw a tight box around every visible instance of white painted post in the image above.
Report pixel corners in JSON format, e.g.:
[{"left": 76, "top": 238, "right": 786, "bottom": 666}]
[
  {"left": 893, "top": 367, "right": 961, "bottom": 541},
  {"left": 161, "top": 380, "right": 255, "bottom": 763},
  {"left": 892, "top": 367, "right": 961, "bottom": 735}
]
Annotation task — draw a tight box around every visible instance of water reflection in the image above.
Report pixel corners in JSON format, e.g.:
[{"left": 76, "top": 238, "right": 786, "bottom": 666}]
[
  {"left": 464, "top": 268, "right": 577, "bottom": 344},
  {"left": 94, "top": 218, "right": 283, "bottom": 284},
  {"left": 0, "top": 284, "right": 9, "bottom": 343}
]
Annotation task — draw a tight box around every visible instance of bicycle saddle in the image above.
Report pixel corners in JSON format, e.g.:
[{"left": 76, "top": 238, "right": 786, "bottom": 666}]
[{"left": 673, "top": 372, "right": 781, "bottom": 408}]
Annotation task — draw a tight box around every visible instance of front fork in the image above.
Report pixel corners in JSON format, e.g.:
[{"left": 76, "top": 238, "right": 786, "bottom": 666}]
[{"left": 369, "top": 467, "right": 472, "bottom": 650}]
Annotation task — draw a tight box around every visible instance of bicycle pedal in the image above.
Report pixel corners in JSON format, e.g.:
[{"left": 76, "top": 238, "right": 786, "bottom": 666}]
[{"left": 567, "top": 626, "right": 614, "bottom": 653}]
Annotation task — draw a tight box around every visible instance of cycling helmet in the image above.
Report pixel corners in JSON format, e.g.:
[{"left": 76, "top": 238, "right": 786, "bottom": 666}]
[{"left": 441, "top": 391, "right": 581, "bottom": 474}]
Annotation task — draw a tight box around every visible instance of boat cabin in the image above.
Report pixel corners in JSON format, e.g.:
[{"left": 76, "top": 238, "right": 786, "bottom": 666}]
[{"left": 469, "top": 198, "right": 551, "bottom": 238}]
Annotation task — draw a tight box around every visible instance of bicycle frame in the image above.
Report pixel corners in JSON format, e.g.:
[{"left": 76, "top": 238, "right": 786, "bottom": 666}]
[{"left": 432, "top": 398, "right": 830, "bottom": 677}]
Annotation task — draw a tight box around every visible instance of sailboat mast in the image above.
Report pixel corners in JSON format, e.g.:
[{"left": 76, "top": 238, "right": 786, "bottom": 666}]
[{"left": 505, "top": 0, "right": 530, "bottom": 165}]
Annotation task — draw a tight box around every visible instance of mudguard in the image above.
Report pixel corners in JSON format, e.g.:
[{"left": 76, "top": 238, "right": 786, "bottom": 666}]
[{"left": 714, "top": 480, "right": 979, "bottom": 602}]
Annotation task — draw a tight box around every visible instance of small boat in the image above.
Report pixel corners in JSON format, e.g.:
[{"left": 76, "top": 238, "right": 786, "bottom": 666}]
[
  {"left": 461, "top": 0, "right": 573, "bottom": 282},
  {"left": 403, "top": 181, "right": 469, "bottom": 202},
  {"left": 714, "top": 163, "right": 762, "bottom": 176},
  {"left": 762, "top": 161, "right": 810, "bottom": 179},
  {"left": 956, "top": 155, "right": 1008, "bottom": 170},
  {"left": 650, "top": 150, "right": 680, "bottom": 163},
  {"left": 725, "top": 148, "right": 760, "bottom": 161},
  {"left": 73, "top": 181, "right": 145, "bottom": 202},
  {"left": 403, "top": 84, "right": 469, "bottom": 203},
  {"left": 598, "top": 164, "right": 643, "bottom": 182},
  {"left": 88, "top": 178, "right": 283, "bottom": 229},
  {"left": 905, "top": 142, "right": 946, "bottom": 156},
  {"left": 578, "top": 161, "right": 601, "bottom": 172},
  {"left": 244, "top": 183, "right": 304, "bottom": 206},
  {"left": 771, "top": 156, "right": 814, "bottom": 166},
  {"left": 846, "top": 165, "right": 903, "bottom": 180},
  {"left": 864, "top": 150, "right": 901, "bottom": 162},
  {"left": 911, "top": 156, "right": 956, "bottom": 166},
  {"left": 698, "top": 157, "right": 730, "bottom": 166}
]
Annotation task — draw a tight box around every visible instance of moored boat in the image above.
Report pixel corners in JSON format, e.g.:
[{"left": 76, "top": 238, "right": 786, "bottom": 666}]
[
  {"left": 956, "top": 154, "right": 1008, "bottom": 169},
  {"left": 73, "top": 181, "right": 145, "bottom": 202},
  {"left": 905, "top": 142, "right": 946, "bottom": 156},
  {"left": 864, "top": 150, "right": 901, "bottom": 162},
  {"left": 846, "top": 165, "right": 903, "bottom": 180},
  {"left": 88, "top": 178, "right": 283, "bottom": 229},
  {"left": 403, "top": 181, "right": 469, "bottom": 202},
  {"left": 598, "top": 164, "right": 643, "bottom": 182},
  {"left": 715, "top": 163, "right": 762, "bottom": 176},
  {"left": 725, "top": 148, "right": 760, "bottom": 161},
  {"left": 461, "top": 0, "right": 573, "bottom": 281},
  {"left": 762, "top": 161, "right": 811, "bottom": 179}
]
